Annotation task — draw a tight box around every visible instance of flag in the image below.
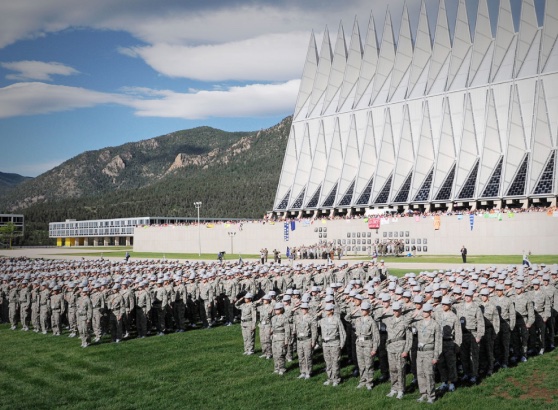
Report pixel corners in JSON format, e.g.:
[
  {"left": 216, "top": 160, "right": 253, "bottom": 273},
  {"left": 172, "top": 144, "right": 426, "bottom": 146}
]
[
  {"left": 283, "top": 222, "right": 289, "bottom": 241},
  {"left": 469, "top": 214, "right": 474, "bottom": 231},
  {"left": 434, "top": 215, "right": 441, "bottom": 230},
  {"left": 290, "top": 220, "right": 296, "bottom": 231},
  {"left": 368, "top": 218, "right": 381, "bottom": 229}
]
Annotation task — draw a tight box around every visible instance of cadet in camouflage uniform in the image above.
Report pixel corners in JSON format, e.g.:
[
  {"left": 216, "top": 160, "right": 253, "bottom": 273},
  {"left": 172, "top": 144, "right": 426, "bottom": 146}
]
[
  {"left": 456, "top": 289, "right": 484, "bottom": 383},
  {"left": 198, "top": 276, "right": 214, "bottom": 328},
  {"left": 173, "top": 277, "right": 187, "bottom": 332},
  {"left": 153, "top": 280, "right": 167, "bottom": 335},
  {"left": 18, "top": 281, "right": 31, "bottom": 331},
  {"left": 512, "top": 282, "right": 534, "bottom": 362},
  {"left": 120, "top": 280, "right": 135, "bottom": 338},
  {"left": 135, "top": 282, "right": 152, "bottom": 338},
  {"left": 542, "top": 274, "right": 557, "bottom": 349},
  {"left": 31, "top": 281, "right": 41, "bottom": 332},
  {"left": 257, "top": 294, "right": 273, "bottom": 359},
  {"left": 222, "top": 273, "right": 238, "bottom": 326},
  {"left": 530, "top": 278, "right": 550, "bottom": 354},
  {"left": 65, "top": 283, "right": 78, "bottom": 337},
  {"left": 416, "top": 303, "right": 441, "bottom": 404},
  {"left": 492, "top": 284, "right": 515, "bottom": 367},
  {"left": 293, "top": 302, "right": 317, "bottom": 379},
  {"left": 479, "top": 288, "right": 499, "bottom": 375},
  {"left": 271, "top": 302, "right": 290, "bottom": 375},
  {"left": 39, "top": 282, "right": 51, "bottom": 334},
  {"left": 353, "top": 301, "right": 380, "bottom": 389},
  {"left": 8, "top": 282, "right": 19, "bottom": 329},
  {"left": 235, "top": 292, "right": 257, "bottom": 355},
  {"left": 320, "top": 303, "right": 346, "bottom": 386},
  {"left": 77, "top": 287, "right": 93, "bottom": 348},
  {"left": 90, "top": 284, "right": 105, "bottom": 342},
  {"left": 382, "top": 302, "right": 412, "bottom": 399},
  {"left": 437, "top": 297, "right": 461, "bottom": 392},
  {"left": 107, "top": 284, "right": 125, "bottom": 342},
  {"left": 49, "top": 286, "right": 65, "bottom": 336}
]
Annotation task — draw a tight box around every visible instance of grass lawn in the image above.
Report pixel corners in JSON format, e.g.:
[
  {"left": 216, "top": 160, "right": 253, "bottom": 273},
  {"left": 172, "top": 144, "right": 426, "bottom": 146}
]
[
  {"left": 0, "top": 322, "right": 556, "bottom": 410},
  {"left": 51, "top": 251, "right": 260, "bottom": 261},
  {"left": 346, "top": 255, "right": 558, "bottom": 265}
]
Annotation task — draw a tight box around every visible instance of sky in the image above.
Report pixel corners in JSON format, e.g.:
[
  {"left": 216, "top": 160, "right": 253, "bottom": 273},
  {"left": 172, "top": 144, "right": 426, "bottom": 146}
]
[{"left": 0, "top": 0, "right": 544, "bottom": 177}]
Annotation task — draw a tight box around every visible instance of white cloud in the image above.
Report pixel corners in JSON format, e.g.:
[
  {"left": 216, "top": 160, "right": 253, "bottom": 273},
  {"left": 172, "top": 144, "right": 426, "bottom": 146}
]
[
  {"left": 1, "top": 60, "right": 79, "bottom": 81},
  {"left": 122, "top": 32, "right": 309, "bottom": 82},
  {"left": 0, "top": 82, "right": 127, "bottom": 118},
  {"left": 0, "top": 80, "right": 298, "bottom": 120},
  {"left": 127, "top": 80, "right": 300, "bottom": 119}
]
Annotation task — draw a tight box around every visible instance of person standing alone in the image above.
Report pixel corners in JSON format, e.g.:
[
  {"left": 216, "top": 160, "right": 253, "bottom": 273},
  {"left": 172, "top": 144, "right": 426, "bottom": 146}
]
[{"left": 461, "top": 246, "right": 467, "bottom": 263}]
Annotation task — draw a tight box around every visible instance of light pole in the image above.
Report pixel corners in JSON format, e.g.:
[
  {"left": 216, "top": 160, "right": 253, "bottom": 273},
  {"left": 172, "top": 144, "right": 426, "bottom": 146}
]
[
  {"left": 228, "top": 231, "right": 236, "bottom": 255},
  {"left": 194, "top": 201, "right": 202, "bottom": 256}
]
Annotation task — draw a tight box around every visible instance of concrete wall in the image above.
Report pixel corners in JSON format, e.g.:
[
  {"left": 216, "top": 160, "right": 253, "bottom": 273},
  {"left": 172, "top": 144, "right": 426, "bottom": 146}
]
[{"left": 133, "top": 212, "right": 558, "bottom": 256}]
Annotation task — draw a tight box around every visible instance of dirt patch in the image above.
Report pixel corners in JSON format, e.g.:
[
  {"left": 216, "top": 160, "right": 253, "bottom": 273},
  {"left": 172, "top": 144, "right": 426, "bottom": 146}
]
[{"left": 494, "top": 370, "right": 557, "bottom": 404}]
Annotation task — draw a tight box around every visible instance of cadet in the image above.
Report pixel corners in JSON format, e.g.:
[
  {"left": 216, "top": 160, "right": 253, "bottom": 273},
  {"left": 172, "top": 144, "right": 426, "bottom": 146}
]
[
  {"left": 257, "top": 294, "right": 273, "bottom": 359},
  {"left": 135, "top": 282, "right": 152, "bottom": 338},
  {"left": 416, "top": 303, "right": 442, "bottom": 404},
  {"left": 77, "top": 287, "right": 93, "bottom": 348},
  {"left": 236, "top": 292, "right": 257, "bottom": 355},
  {"left": 541, "top": 274, "right": 557, "bottom": 349},
  {"left": 294, "top": 302, "right": 317, "bottom": 379},
  {"left": 437, "top": 297, "right": 461, "bottom": 392},
  {"left": 492, "top": 284, "right": 515, "bottom": 368},
  {"left": 530, "top": 278, "right": 550, "bottom": 355},
  {"left": 271, "top": 302, "right": 290, "bottom": 375},
  {"left": 8, "top": 282, "right": 19, "bottom": 330},
  {"left": 512, "top": 282, "right": 534, "bottom": 362},
  {"left": 108, "top": 284, "right": 125, "bottom": 343},
  {"left": 153, "top": 280, "right": 167, "bottom": 335},
  {"left": 456, "top": 289, "right": 484, "bottom": 383},
  {"left": 90, "top": 284, "right": 105, "bottom": 342},
  {"left": 382, "top": 302, "right": 412, "bottom": 399},
  {"left": 18, "top": 281, "right": 31, "bottom": 331},
  {"left": 353, "top": 301, "right": 380, "bottom": 390},
  {"left": 479, "top": 288, "right": 499, "bottom": 375},
  {"left": 39, "top": 282, "right": 51, "bottom": 334},
  {"left": 320, "top": 303, "right": 346, "bottom": 386},
  {"left": 49, "top": 286, "right": 65, "bottom": 336},
  {"left": 65, "top": 283, "right": 79, "bottom": 337},
  {"left": 173, "top": 278, "right": 187, "bottom": 333}
]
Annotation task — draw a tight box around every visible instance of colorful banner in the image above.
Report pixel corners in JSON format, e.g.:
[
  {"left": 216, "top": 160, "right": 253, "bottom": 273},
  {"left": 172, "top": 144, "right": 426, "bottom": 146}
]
[
  {"left": 368, "top": 217, "right": 381, "bottom": 229},
  {"left": 469, "top": 214, "right": 474, "bottom": 231},
  {"left": 434, "top": 215, "right": 441, "bottom": 230},
  {"left": 283, "top": 222, "right": 289, "bottom": 241},
  {"left": 290, "top": 220, "right": 296, "bottom": 231}
]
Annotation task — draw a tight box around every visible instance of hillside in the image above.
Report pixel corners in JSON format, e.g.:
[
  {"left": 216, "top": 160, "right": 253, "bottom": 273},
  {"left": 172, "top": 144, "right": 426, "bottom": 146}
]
[
  {"left": 0, "top": 117, "right": 291, "bottom": 245},
  {"left": 0, "top": 172, "right": 33, "bottom": 196}
]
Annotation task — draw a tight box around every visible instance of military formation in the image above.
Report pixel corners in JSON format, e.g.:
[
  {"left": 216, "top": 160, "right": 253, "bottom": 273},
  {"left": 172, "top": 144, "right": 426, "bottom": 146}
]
[{"left": 1, "top": 256, "right": 557, "bottom": 403}]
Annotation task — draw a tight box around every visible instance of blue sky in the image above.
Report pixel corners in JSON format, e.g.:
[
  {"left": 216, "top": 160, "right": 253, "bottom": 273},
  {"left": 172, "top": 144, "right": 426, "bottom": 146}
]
[{"left": 0, "top": 0, "right": 544, "bottom": 177}]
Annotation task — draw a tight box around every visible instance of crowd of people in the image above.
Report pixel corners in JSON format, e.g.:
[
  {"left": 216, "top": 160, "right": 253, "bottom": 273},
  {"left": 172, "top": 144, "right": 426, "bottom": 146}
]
[{"left": 1, "top": 256, "right": 557, "bottom": 403}]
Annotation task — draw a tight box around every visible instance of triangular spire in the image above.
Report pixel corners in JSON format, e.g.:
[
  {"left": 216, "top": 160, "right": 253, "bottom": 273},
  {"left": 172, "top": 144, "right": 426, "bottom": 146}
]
[
  {"left": 371, "top": 109, "right": 395, "bottom": 201},
  {"left": 319, "top": 118, "right": 344, "bottom": 205},
  {"left": 411, "top": 102, "right": 435, "bottom": 200},
  {"left": 294, "top": 32, "right": 319, "bottom": 119},
  {"left": 478, "top": 89, "right": 503, "bottom": 194},
  {"left": 432, "top": 98, "right": 457, "bottom": 198},
  {"left": 288, "top": 123, "right": 313, "bottom": 209},
  {"left": 391, "top": 106, "right": 415, "bottom": 202},
  {"left": 370, "top": 10, "right": 395, "bottom": 105},
  {"left": 541, "top": 0, "right": 558, "bottom": 72},
  {"left": 468, "top": 0, "right": 493, "bottom": 86},
  {"left": 515, "top": 0, "right": 539, "bottom": 77},
  {"left": 336, "top": 115, "right": 361, "bottom": 205},
  {"left": 447, "top": 0, "right": 471, "bottom": 89},
  {"left": 304, "top": 121, "right": 329, "bottom": 207},
  {"left": 490, "top": 0, "right": 514, "bottom": 82},
  {"left": 427, "top": 0, "right": 451, "bottom": 93},
  {"left": 274, "top": 125, "right": 299, "bottom": 209},
  {"left": 455, "top": 94, "right": 479, "bottom": 196},
  {"left": 503, "top": 85, "right": 528, "bottom": 194},
  {"left": 307, "top": 27, "right": 333, "bottom": 117},
  {"left": 407, "top": 0, "right": 431, "bottom": 98},
  {"left": 354, "top": 111, "right": 378, "bottom": 205},
  {"left": 389, "top": 4, "right": 413, "bottom": 100},
  {"left": 353, "top": 11, "right": 378, "bottom": 108},
  {"left": 338, "top": 18, "right": 363, "bottom": 111},
  {"left": 322, "top": 22, "right": 348, "bottom": 114},
  {"left": 529, "top": 82, "right": 554, "bottom": 193}
]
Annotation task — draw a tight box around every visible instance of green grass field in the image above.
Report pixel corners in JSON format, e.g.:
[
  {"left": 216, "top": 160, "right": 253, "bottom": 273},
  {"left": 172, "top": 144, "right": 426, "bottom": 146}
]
[
  {"left": 51, "top": 250, "right": 260, "bottom": 261},
  {"left": 345, "top": 255, "right": 558, "bottom": 265},
  {"left": 0, "top": 322, "right": 556, "bottom": 410}
]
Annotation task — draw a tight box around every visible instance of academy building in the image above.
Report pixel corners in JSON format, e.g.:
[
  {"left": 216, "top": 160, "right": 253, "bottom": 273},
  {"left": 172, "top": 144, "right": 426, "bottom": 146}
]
[{"left": 274, "top": 0, "right": 558, "bottom": 218}]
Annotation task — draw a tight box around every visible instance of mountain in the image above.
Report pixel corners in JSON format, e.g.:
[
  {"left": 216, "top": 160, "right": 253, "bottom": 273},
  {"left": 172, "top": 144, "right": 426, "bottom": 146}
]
[
  {"left": 0, "top": 117, "right": 291, "bottom": 245},
  {"left": 0, "top": 172, "right": 33, "bottom": 196}
]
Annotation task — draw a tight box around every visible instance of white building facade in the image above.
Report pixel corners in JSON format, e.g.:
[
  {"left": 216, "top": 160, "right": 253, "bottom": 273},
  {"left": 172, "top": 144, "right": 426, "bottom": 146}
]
[{"left": 274, "top": 0, "right": 558, "bottom": 216}]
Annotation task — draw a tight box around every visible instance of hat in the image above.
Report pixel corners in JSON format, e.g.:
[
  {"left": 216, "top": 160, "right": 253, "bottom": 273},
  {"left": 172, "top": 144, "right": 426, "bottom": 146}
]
[
  {"left": 479, "top": 288, "right": 490, "bottom": 296},
  {"left": 514, "top": 282, "right": 523, "bottom": 289},
  {"left": 441, "top": 297, "right": 452, "bottom": 305},
  {"left": 423, "top": 303, "right": 433, "bottom": 312},
  {"left": 464, "top": 289, "right": 474, "bottom": 297},
  {"left": 413, "top": 295, "right": 424, "bottom": 304},
  {"left": 274, "top": 303, "right": 284, "bottom": 310},
  {"left": 361, "top": 302, "right": 371, "bottom": 310},
  {"left": 300, "top": 302, "right": 309, "bottom": 309},
  {"left": 392, "top": 302, "right": 402, "bottom": 311},
  {"left": 531, "top": 279, "right": 540, "bottom": 285},
  {"left": 324, "top": 303, "right": 335, "bottom": 311},
  {"left": 381, "top": 294, "right": 391, "bottom": 302},
  {"left": 244, "top": 293, "right": 253, "bottom": 299}
]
